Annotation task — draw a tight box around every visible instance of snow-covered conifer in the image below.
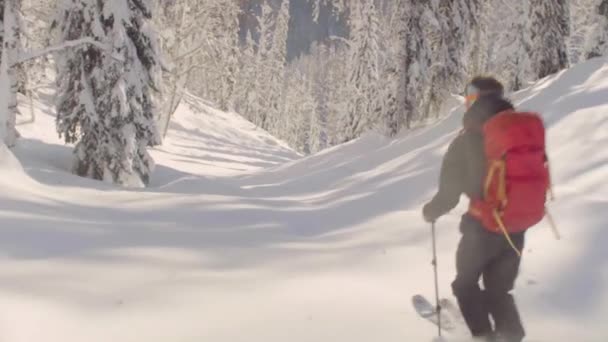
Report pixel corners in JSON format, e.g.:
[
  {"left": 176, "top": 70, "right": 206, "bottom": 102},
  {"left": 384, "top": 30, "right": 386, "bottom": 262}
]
[
  {"left": 339, "top": 0, "right": 381, "bottom": 142},
  {"left": 529, "top": 0, "right": 570, "bottom": 78},
  {"left": 485, "top": 0, "right": 533, "bottom": 90},
  {"left": 585, "top": 0, "right": 608, "bottom": 59},
  {"left": 55, "top": 0, "right": 162, "bottom": 187}
]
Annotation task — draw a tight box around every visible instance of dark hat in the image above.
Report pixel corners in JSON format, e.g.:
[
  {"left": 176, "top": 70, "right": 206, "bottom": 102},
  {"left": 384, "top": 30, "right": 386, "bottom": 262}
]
[{"left": 465, "top": 76, "right": 504, "bottom": 98}]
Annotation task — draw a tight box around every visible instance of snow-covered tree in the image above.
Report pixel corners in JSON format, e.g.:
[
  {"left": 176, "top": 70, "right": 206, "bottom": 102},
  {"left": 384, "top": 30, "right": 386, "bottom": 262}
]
[
  {"left": 467, "top": 0, "right": 489, "bottom": 76},
  {"left": 424, "top": 0, "right": 479, "bottom": 117},
  {"left": 585, "top": 0, "right": 608, "bottom": 59},
  {"left": 339, "top": 0, "right": 381, "bottom": 142},
  {"left": 155, "top": 0, "right": 197, "bottom": 137},
  {"left": 0, "top": 0, "right": 22, "bottom": 147},
  {"left": 321, "top": 43, "right": 349, "bottom": 147},
  {"left": 232, "top": 0, "right": 290, "bottom": 139},
  {"left": 55, "top": 0, "right": 163, "bottom": 187},
  {"left": 54, "top": 0, "right": 104, "bottom": 146},
  {"left": 529, "top": 0, "right": 570, "bottom": 79},
  {"left": 374, "top": 1, "right": 405, "bottom": 136},
  {"left": 399, "top": 1, "right": 436, "bottom": 127},
  {"left": 281, "top": 62, "right": 316, "bottom": 154},
  {"left": 233, "top": 29, "right": 258, "bottom": 121},
  {"left": 569, "top": 0, "right": 599, "bottom": 63},
  {"left": 261, "top": 0, "right": 290, "bottom": 134},
  {"left": 154, "top": 0, "right": 240, "bottom": 136},
  {"left": 207, "top": 0, "right": 240, "bottom": 112},
  {"left": 243, "top": 1, "right": 275, "bottom": 128},
  {"left": 294, "top": 44, "right": 327, "bottom": 153},
  {"left": 484, "top": 0, "right": 533, "bottom": 90}
]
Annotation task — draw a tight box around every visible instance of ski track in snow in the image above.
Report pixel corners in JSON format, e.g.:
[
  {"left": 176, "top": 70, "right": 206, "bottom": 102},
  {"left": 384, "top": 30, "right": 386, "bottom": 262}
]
[{"left": 0, "top": 58, "right": 607, "bottom": 342}]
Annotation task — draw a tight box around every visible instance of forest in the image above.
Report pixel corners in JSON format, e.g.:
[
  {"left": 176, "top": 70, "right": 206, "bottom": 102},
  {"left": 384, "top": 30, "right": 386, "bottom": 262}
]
[{"left": 0, "top": 0, "right": 605, "bottom": 186}]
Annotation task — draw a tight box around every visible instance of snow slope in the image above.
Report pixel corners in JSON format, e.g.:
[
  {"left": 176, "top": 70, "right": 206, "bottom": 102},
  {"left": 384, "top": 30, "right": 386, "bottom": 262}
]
[{"left": 0, "top": 57, "right": 607, "bottom": 342}]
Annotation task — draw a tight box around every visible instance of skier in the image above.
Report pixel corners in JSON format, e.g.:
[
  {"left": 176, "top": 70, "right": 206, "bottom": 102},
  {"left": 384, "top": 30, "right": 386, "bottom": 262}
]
[{"left": 422, "top": 77, "right": 532, "bottom": 342}]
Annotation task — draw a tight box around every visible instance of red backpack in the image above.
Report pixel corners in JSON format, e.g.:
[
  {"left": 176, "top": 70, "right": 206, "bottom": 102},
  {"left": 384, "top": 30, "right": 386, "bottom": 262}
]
[{"left": 469, "top": 110, "right": 551, "bottom": 242}]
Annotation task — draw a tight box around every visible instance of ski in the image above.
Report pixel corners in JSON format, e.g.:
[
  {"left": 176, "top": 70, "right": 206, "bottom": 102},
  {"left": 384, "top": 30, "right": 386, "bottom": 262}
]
[
  {"left": 412, "top": 294, "right": 458, "bottom": 332},
  {"left": 439, "top": 297, "right": 467, "bottom": 327}
]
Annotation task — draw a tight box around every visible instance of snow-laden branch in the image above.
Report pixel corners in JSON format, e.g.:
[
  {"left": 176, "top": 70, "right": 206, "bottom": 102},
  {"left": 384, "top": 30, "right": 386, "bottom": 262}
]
[{"left": 13, "top": 37, "right": 122, "bottom": 66}]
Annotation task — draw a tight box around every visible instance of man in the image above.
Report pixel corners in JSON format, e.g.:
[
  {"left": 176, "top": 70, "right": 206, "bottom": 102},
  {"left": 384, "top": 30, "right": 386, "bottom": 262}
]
[{"left": 422, "top": 77, "right": 526, "bottom": 342}]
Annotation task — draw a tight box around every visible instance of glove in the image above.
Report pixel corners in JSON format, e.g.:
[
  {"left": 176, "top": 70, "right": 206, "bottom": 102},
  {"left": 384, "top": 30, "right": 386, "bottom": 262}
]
[{"left": 422, "top": 203, "right": 436, "bottom": 223}]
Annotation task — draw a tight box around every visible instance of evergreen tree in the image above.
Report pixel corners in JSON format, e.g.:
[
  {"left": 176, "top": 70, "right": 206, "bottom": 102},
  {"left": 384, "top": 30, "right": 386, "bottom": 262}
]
[
  {"left": 468, "top": 0, "right": 489, "bottom": 76},
  {"left": 233, "top": 29, "right": 258, "bottom": 122},
  {"left": 54, "top": 0, "right": 104, "bottom": 146},
  {"left": 377, "top": 0, "right": 406, "bottom": 136},
  {"left": 308, "top": 43, "right": 330, "bottom": 152},
  {"left": 323, "top": 43, "right": 349, "bottom": 147},
  {"left": 569, "top": 0, "right": 599, "bottom": 63},
  {"left": 56, "top": 0, "right": 162, "bottom": 187},
  {"left": 212, "top": 0, "right": 240, "bottom": 112},
  {"left": 263, "top": 0, "right": 290, "bottom": 135},
  {"left": 249, "top": 1, "right": 274, "bottom": 128},
  {"left": 488, "top": 0, "right": 533, "bottom": 90},
  {"left": 401, "top": 1, "right": 434, "bottom": 128},
  {"left": 586, "top": 0, "right": 608, "bottom": 59},
  {"left": 425, "top": 0, "right": 479, "bottom": 117},
  {"left": 529, "top": 0, "right": 570, "bottom": 79},
  {"left": 339, "top": 0, "right": 381, "bottom": 142}
]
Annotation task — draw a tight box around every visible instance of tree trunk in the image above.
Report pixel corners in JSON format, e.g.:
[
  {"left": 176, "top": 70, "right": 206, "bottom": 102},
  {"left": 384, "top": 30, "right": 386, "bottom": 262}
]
[{"left": 1, "top": 0, "right": 19, "bottom": 147}]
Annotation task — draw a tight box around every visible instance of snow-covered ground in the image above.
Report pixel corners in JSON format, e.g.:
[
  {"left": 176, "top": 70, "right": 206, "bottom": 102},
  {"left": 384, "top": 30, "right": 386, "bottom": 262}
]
[{"left": 1, "top": 57, "right": 607, "bottom": 342}]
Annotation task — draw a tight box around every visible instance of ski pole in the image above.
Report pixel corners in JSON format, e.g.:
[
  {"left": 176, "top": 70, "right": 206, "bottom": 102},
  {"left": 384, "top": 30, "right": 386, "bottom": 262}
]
[{"left": 431, "top": 221, "right": 442, "bottom": 337}]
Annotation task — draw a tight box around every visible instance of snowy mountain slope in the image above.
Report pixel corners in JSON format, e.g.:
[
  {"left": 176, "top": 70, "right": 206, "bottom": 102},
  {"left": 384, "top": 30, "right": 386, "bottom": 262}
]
[
  {"left": 0, "top": 57, "right": 606, "bottom": 342},
  {"left": 154, "top": 93, "right": 299, "bottom": 178},
  {"left": 10, "top": 88, "right": 298, "bottom": 191}
]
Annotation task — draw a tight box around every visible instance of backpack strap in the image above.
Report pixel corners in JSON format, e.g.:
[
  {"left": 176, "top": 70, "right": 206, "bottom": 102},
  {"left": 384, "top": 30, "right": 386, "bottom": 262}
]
[
  {"left": 492, "top": 210, "right": 523, "bottom": 257},
  {"left": 486, "top": 158, "right": 522, "bottom": 256},
  {"left": 483, "top": 159, "right": 507, "bottom": 208}
]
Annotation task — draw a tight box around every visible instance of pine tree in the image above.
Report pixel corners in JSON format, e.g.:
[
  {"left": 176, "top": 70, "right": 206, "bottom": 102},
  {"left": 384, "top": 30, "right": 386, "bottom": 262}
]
[
  {"left": 323, "top": 43, "right": 349, "bottom": 147},
  {"left": 54, "top": 0, "right": 104, "bottom": 145},
  {"left": 485, "top": 0, "right": 533, "bottom": 91},
  {"left": 401, "top": 1, "right": 434, "bottom": 128},
  {"left": 424, "top": 0, "right": 479, "bottom": 118},
  {"left": 249, "top": 1, "right": 274, "bottom": 128},
  {"left": 569, "top": 0, "right": 599, "bottom": 63},
  {"left": 466, "top": 0, "right": 487, "bottom": 76},
  {"left": 339, "top": 0, "right": 381, "bottom": 142},
  {"left": 307, "top": 43, "right": 329, "bottom": 152},
  {"left": 233, "top": 29, "right": 258, "bottom": 122},
  {"left": 585, "top": 0, "right": 608, "bottom": 59},
  {"left": 263, "top": 0, "right": 290, "bottom": 135},
  {"left": 375, "top": 0, "right": 406, "bottom": 136},
  {"left": 56, "top": 0, "right": 163, "bottom": 187},
  {"left": 212, "top": 0, "right": 240, "bottom": 112},
  {"left": 529, "top": 0, "right": 570, "bottom": 79},
  {"left": 286, "top": 68, "right": 315, "bottom": 154}
]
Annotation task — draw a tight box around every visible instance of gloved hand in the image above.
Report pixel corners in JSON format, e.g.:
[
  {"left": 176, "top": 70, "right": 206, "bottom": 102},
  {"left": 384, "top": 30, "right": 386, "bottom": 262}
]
[{"left": 422, "top": 203, "right": 436, "bottom": 223}]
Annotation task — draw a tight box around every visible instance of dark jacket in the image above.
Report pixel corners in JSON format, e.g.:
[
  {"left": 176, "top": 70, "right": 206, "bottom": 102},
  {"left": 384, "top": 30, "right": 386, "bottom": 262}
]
[{"left": 423, "top": 95, "right": 515, "bottom": 221}]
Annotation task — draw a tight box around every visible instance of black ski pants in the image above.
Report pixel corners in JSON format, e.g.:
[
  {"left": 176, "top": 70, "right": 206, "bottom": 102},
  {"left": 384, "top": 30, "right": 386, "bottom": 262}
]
[{"left": 452, "top": 215, "right": 526, "bottom": 342}]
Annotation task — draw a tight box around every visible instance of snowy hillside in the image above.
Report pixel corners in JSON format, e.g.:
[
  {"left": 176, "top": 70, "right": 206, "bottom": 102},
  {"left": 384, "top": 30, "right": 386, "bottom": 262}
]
[{"left": 0, "top": 57, "right": 607, "bottom": 342}]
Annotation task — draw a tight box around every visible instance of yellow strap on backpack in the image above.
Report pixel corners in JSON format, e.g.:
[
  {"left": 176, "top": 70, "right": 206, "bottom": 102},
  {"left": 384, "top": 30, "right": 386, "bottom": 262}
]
[{"left": 493, "top": 210, "right": 522, "bottom": 257}]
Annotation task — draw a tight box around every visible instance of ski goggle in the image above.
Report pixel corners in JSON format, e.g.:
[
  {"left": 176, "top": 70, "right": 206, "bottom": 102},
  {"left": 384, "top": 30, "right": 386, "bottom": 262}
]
[
  {"left": 464, "top": 84, "right": 479, "bottom": 108},
  {"left": 465, "top": 94, "right": 478, "bottom": 107}
]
